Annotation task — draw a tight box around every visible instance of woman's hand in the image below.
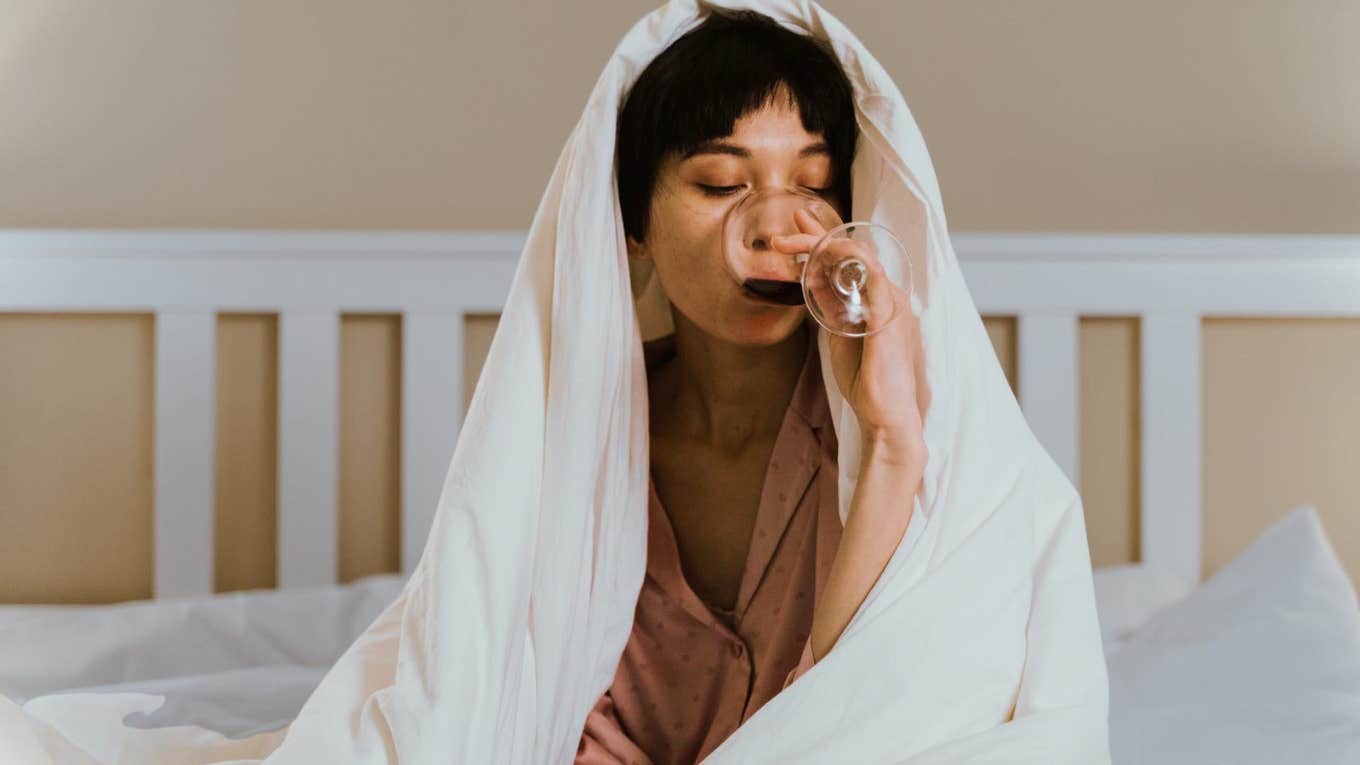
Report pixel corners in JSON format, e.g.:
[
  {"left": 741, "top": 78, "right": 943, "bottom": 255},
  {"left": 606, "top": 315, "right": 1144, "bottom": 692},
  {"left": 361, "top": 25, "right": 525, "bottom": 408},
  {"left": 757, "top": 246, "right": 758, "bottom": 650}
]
[
  {"left": 771, "top": 208, "right": 926, "bottom": 470},
  {"left": 772, "top": 208, "right": 928, "bottom": 662}
]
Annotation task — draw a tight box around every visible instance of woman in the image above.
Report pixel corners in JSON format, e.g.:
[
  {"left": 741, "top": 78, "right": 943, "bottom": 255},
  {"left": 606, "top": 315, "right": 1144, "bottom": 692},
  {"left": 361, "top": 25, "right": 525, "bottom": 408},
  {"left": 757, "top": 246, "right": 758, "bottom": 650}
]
[
  {"left": 0, "top": 3, "right": 1109, "bottom": 764},
  {"left": 577, "top": 10, "right": 926, "bottom": 764}
]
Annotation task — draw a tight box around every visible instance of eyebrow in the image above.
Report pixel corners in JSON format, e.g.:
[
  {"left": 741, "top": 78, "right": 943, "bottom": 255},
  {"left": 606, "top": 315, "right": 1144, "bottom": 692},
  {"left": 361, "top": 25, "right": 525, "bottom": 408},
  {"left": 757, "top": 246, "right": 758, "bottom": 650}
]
[{"left": 682, "top": 139, "right": 830, "bottom": 160}]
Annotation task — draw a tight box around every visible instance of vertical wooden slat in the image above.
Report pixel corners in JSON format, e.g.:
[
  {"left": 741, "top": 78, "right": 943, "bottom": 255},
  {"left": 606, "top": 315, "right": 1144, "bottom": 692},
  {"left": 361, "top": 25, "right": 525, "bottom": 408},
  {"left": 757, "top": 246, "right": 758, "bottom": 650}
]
[
  {"left": 400, "top": 310, "right": 464, "bottom": 575},
  {"left": 1018, "top": 311, "right": 1080, "bottom": 484},
  {"left": 278, "top": 310, "right": 339, "bottom": 589},
  {"left": 154, "top": 310, "right": 216, "bottom": 598},
  {"left": 1140, "top": 312, "right": 1202, "bottom": 586}
]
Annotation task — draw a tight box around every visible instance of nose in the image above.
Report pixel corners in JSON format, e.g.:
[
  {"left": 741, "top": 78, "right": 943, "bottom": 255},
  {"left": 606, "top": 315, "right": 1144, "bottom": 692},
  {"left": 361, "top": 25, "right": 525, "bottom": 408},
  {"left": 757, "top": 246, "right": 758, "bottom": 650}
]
[
  {"left": 745, "top": 200, "right": 800, "bottom": 255},
  {"left": 723, "top": 187, "right": 830, "bottom": 285}
]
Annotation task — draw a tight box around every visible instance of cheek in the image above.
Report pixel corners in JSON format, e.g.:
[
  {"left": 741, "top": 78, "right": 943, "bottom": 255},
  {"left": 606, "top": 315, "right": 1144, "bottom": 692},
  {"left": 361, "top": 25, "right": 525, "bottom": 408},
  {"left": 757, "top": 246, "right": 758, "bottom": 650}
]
[
  {"left": 645, "top": 214, "right": 807, "bottom": 345},
  {"left": 647, "top": 201, "right": 730, "bottom": 297},
  {"left": 650, "top": 241, "right": 725, "bottom": 320}
]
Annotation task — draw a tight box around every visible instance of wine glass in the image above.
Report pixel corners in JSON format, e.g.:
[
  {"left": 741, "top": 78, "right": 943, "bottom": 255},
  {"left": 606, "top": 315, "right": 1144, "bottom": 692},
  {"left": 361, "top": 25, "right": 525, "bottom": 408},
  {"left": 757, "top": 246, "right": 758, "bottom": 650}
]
[{"left": 720, "top": 186, "right": 913, "bottom": 338}]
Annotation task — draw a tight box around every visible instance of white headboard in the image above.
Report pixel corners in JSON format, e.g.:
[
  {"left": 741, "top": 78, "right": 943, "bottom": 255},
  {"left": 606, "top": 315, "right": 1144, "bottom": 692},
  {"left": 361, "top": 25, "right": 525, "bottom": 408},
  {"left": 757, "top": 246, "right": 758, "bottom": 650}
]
[{"left": 2, "top": 230, "right": 1357, "bottom": 600}]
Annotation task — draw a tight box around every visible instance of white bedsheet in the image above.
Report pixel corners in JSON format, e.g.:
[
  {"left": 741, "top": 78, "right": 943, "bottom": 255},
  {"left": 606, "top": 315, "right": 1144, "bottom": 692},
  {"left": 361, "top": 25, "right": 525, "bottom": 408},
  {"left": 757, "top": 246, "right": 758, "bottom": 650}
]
[
  {"left": 3, "top": 510, "right": 1355, "bottom": 762},
  {"left": 0, "top": 575, "right": 404, "bottom": 737}
]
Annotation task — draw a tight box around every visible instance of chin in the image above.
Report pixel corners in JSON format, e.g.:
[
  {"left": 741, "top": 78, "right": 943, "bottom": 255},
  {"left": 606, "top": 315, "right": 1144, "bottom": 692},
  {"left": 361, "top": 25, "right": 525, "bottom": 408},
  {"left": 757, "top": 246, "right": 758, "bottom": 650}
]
[
  {"left": 668, "top": 291, "right": 810, "bottom": 347},
  {"left": 713, "top": 313, "right": 808, "bottom": 347}
]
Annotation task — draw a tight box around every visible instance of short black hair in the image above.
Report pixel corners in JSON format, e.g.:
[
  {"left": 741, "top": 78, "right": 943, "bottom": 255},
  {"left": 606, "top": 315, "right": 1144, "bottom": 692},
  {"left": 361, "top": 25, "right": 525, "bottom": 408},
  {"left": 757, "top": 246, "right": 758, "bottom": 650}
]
[{"left": 616, "top": 9, "right": 858, "bottom": 244}]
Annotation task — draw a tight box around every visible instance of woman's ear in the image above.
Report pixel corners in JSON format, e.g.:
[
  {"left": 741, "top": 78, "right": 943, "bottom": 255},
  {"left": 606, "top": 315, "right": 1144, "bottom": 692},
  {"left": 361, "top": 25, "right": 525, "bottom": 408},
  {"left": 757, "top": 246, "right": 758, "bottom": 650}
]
[{"left": 626, "top": 234, "right": 649, "bottom": 261}]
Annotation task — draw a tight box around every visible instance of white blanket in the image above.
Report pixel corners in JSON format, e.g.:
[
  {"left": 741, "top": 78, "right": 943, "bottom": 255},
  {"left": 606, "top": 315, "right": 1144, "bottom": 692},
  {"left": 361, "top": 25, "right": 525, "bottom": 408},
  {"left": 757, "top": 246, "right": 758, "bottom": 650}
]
[{"left": 0, "top": 1, "right": 1111, "bottom": 762}]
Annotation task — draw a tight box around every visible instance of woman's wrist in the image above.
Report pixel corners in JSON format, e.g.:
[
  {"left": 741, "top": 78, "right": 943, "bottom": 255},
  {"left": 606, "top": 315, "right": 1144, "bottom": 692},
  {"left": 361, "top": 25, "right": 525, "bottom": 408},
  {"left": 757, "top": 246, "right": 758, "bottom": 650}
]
[{"left": 859, "top": 427, "right": 925, "bottom": 471}]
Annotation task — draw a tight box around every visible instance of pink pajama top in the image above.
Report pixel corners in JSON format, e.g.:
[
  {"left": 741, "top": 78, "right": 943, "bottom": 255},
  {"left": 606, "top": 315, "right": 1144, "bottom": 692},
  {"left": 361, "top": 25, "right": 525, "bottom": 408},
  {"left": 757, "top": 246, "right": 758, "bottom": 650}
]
[{"left": 576, "top": 338, "right": 843, "bottom": 764}]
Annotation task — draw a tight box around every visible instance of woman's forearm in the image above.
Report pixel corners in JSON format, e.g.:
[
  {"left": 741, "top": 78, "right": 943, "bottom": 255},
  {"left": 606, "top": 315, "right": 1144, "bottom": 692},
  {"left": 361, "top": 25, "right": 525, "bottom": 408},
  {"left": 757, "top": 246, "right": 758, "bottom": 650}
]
[{"left": 809, "top": 433, "right": 922, "bottom": 662}]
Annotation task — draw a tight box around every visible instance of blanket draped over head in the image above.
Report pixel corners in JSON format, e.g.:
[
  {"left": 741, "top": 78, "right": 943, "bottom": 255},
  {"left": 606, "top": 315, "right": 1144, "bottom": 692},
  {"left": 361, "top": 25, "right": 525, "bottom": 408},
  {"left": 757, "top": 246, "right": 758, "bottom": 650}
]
[{"left": 1, "top": 1, "right": 1111, "bottom": 762}]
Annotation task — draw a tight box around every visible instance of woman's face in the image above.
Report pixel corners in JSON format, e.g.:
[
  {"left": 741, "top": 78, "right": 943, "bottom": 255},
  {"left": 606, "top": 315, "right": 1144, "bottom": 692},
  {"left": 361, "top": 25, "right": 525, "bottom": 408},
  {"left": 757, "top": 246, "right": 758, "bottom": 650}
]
[{"left": 626, "top": 96, "right": 845, "bottom": 347}]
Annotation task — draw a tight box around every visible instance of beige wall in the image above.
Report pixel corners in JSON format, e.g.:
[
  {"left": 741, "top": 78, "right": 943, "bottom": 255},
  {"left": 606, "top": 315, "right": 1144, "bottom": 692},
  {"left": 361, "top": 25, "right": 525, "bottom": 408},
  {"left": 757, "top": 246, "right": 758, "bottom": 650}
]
[
  {"left": 0, "top": 0, "right": 1355, "bottom": 232},
  {"left": 1, "top": 1, "right": 1356, "bottom": 602}
]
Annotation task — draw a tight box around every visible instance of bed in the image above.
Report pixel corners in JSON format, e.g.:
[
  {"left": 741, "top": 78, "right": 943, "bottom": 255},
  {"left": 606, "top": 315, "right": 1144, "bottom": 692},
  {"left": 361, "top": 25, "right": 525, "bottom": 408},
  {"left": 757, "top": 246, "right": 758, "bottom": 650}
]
[{"left": 2, "top": 229, "right": 1358, "bottom": 763}]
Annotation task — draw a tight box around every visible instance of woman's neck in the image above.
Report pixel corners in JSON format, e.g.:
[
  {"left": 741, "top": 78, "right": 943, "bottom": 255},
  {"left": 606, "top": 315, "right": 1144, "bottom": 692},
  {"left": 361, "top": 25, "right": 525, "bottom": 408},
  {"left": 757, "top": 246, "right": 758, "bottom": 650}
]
[{"left": 650, "top": 312, "right": 810, "bottom": 455}]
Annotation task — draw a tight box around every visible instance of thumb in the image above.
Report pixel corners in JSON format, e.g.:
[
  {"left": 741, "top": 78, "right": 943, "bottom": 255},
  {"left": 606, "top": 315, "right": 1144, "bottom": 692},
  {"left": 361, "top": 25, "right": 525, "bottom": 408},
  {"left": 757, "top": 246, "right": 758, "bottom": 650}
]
[{"left": 825, "top": 332, "right": 862, "bottom": 399}]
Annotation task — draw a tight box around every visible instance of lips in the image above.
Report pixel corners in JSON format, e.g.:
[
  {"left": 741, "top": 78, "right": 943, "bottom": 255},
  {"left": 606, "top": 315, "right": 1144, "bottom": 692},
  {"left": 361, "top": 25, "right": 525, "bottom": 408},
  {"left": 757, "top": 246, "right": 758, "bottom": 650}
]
[
  {"left": 741, "top": 285, "right": 784, "bottom": 305},
  {"left": 741, "top": 278, "right": 804, "bottom": 306}
]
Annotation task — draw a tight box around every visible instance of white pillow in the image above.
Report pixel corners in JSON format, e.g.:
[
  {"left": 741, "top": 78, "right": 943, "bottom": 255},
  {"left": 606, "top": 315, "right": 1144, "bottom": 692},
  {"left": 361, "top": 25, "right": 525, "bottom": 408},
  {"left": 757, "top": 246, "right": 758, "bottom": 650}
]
[
  {"left": 1092, "top": 563, "right": 1195, "bottom": 657},
  {"left": 1108, "top": 506, "right": 1360, "bottom": 764}
]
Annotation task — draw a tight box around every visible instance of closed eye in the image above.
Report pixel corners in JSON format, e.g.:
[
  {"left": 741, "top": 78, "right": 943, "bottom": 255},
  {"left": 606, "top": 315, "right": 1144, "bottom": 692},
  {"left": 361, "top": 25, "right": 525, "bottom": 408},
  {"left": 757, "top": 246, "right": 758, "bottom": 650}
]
[
  {"left": 698, "top": 184, "right": 834, "bottom": 197},
  {"left": 697, "top": 184, "right": 745, "bottom": 197}
]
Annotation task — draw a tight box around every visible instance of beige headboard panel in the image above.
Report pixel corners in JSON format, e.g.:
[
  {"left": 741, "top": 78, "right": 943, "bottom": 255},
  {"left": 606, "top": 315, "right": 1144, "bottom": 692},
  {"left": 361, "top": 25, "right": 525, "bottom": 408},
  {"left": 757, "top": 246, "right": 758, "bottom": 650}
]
[{"left": 1, "top": 236, "right": 1357, "bottom": 603}]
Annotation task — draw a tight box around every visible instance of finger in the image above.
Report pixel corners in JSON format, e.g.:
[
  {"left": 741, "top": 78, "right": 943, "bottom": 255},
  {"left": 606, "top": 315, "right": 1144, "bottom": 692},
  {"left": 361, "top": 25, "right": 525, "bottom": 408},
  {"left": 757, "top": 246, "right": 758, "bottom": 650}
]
[
  {"left": 771, "top": 233, "right": 875, "bottom": 266},
  {"left": 793, "top": 207, "right": 827, "bottom": 235},
  {"left": 824, "top": 330, "right": 863, "bottom": 398},
  {"left": 834, "top": 235, "right": 884, "bottom": 269},
  {"left": 771, "top": 208, "right": 835, "bottom": 252},
  {"left": 824, "top": 241, "right": 903, "bottom": 334},
  {"left": 770, "top": 232, "right": 820, "bottom": 253},
  {"left": 861, "top": 271, "right": 906, "bottom": 333}
]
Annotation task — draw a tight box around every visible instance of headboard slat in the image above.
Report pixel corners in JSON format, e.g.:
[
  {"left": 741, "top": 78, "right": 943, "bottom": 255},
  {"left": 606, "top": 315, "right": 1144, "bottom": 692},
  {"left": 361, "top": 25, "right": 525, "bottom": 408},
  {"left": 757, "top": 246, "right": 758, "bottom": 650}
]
[
  {"left": 1018, "top": 311, "right": 1081, "bottom": 485},
  {"left": 153, "top": 310, "right": 217, "bottom": 598},
  {"left": 1140, "top": 312, "right": 1204, "bottom": 588},
  {"left": 277, "top": 310, "right": 340, "bottom": 590}
]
